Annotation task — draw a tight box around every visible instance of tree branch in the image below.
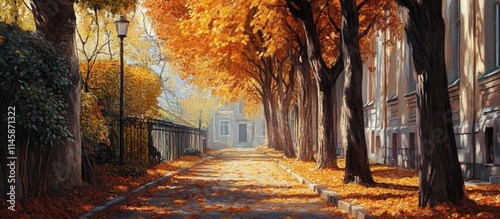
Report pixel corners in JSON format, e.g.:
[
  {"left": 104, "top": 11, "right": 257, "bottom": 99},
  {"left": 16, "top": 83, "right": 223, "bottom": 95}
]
[
  {"left": 327, "top": 10, "right": 341, "bottom": 34},
  {"left": 359, "top": 16, "right": 377, "bottom": 39},
  {"left": 286, "top": 0, "right": 304, "bottom": 20}
]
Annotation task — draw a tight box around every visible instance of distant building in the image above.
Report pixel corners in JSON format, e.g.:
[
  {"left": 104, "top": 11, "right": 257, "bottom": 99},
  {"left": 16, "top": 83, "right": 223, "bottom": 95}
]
[{"left": 208, "top": 101, "right": 266, "bottom": 148}]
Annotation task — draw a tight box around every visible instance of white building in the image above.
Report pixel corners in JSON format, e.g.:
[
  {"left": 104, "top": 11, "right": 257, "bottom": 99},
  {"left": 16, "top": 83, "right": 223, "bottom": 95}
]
[{"left": 208, "top": 101, "right": 266, "bottom": 148}]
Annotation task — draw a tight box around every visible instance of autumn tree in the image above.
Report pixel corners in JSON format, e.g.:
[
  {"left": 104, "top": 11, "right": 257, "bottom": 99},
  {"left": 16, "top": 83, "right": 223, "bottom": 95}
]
[
  {"left": 145, "top": 0, "right": 298, "bottom": 156},
  {"left": 76, "top": 6, "right": 114, "bottom": 92},
  {"left": 177, "top": 88, "right": 220, "bottom": 129},
  {"left": 31, "top": 0, "right": 83, "bottom": 187},
  {"left": 394, "top": 0, "right": 465, "bottom": 207},
  {"left": 0, "top": 22, "right": 73, "bottom": 198},
  {"left": 287, "top": 0, "right": 343, "bottom": 168},
  {"left": 24, "top": 0, "right": 136, "bottom": 190},
  {"left": 339, "top": 0, "right": 374, "bottom": 184}
]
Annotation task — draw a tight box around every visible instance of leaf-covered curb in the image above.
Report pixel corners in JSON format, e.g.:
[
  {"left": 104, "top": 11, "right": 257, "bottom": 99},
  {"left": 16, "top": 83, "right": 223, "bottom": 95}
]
[
  {"left": 275, "top": 161, "right": 377, "bottom": 219},
  {"left": 79, "top": 156, "right": 213, "bottom": 219},
  {"left": 256, "top": 147, "right": 377, "bottom": 218}
]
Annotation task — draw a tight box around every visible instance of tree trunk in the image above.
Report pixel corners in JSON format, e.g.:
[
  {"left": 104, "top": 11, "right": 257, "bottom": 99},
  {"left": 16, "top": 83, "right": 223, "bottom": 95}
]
[
  {"left": 294, "top": 49, "right": 315, "bottom": 161},
  {"left": 315, "top": 73, "right": 338, "bottom": 169},
  {"left": 269, "top": 93, "right": 283, "bottom": 151},
  {"left": 262, "top": 92, "right": 274, "bottom": 147},
  {"left": 31, "top": 0, "right": 83, "bottom": 187},
  {"left": 340, "top": 0, "right": 374, "bottom": 185},
  {"left": 395, "top": 0, "right": 465, "bottom": 207},
  {"left": 263, "top": 82, "right": 280, "bottom": 150},
  {"left": 280, "top": 104, "right": 295, "bottom": 157},
  {"left": 286, "top": 0, "right": 342, "bottom": 168},
  {"left": 278, "top": 57, "right": 296, "bottom": 158}
]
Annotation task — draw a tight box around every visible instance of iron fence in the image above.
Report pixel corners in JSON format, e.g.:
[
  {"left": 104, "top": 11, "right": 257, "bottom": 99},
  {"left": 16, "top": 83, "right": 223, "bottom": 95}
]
[{"left": 110, "top": 116, "right": 206, "bottom": 167}]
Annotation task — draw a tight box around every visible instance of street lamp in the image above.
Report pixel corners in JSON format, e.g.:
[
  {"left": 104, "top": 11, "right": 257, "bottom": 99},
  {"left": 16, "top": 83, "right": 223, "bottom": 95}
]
[{"left": 115, "top": 15, "right": 129, "bottom": 164}]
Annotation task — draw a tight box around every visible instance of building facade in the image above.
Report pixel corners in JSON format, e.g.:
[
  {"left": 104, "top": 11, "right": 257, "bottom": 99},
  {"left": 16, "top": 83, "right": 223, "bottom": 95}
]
[
  {"left": 208, "top": 101, "right": 266, "bottom": 149},
  {"left": 358, "top": 0, "right": 500, "bottom": 182}
]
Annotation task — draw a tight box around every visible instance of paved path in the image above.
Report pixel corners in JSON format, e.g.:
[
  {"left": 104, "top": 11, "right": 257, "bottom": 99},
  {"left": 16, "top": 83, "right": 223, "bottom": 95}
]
[{"left": 110, "top": 148, "right": 345, "bottom": 219}]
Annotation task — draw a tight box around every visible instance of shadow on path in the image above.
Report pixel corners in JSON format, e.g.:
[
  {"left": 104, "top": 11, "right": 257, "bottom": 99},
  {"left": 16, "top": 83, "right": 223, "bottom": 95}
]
[{"left": 110, "top": 148, "right": 347, "bottom": 219}]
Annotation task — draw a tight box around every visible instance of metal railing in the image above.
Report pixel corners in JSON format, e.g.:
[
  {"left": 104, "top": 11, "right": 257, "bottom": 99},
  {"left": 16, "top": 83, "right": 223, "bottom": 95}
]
[{"left": 109, "top": 116, "right": 206, "bottom": 167}]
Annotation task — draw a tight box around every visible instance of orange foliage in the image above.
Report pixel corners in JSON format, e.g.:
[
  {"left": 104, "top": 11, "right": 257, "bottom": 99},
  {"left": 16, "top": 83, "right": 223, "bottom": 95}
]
[
  {"left": 144, "top": 0, "right": 402, "bottom": 110},
  {"left": 256, "top": 146, "right": 500, "bottom": 218},
  {"left": 144, "top": 0, "right": 296, "bottom": 105}
]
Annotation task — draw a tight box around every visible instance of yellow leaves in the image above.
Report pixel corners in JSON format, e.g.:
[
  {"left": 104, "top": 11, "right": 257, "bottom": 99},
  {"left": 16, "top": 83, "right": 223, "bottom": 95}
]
[
  {"left": 0, "top": 0, "right": 34, "bottom": 30},
  {"left": 79, "top": 60, "right": 162, "bottom": 117},
  {"left": 80, "top": 91, "right": 110, "bottom": 146}
]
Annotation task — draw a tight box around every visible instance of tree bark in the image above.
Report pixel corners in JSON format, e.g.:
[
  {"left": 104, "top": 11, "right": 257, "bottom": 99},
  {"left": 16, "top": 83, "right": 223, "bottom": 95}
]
[
  {"left": 395, "top": 0, "right": 465, "bottom": 207},
  {"left": 315, "top": 58, "right": 343, "bottom": 169},
  {"left": 31, "top": 0, "right": 83, "bottom": 187},
  {"left": 262, "top": 64, "right": 283, "bottom": 150},
  {"left": 339, "top": 0, "right": 374, "bottom": 185},
  {"left": 292, "top": 45, "right": 315, "bottom": 161},
  {"left": 279, "top": 103, "right": 295, "bottom": 157},
  {"left": 269, "top": 92, "right": 283, "bottom": 151}
]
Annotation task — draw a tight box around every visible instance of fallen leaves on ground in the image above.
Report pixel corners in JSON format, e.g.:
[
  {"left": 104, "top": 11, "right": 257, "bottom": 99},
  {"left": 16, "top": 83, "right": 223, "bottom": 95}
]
[
  {"left": 0, "top": 155, "right": 203, "bottom": 218},
  {"left": 112, "top": 149, "right": 351, "bottom": 218},
  {"left": 256, "top": 147, "right": 500, "bottom": 218}
]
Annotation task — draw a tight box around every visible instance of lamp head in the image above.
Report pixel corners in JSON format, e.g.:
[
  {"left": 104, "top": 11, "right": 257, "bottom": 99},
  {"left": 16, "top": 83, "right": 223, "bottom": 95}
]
[{"left": 115, "top": 15, "right": 129, "bottom": 38}]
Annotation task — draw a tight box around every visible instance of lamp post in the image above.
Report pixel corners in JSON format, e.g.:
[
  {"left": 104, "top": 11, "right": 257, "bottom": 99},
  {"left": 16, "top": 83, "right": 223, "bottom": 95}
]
[{"left": 115, "top": 15, "right": 129, "bottom": 164}]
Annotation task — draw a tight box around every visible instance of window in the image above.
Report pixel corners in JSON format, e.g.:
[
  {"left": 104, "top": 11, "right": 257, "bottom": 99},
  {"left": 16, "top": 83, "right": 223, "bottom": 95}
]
[
  {"left": 387, "top": 37, "right": 398, "bottom": 99},
  {"left": 219, "top": 120, "right": 229, "bottom": 136},
  {"left": 447, "top": 0, "right": 460, "bottom": 84},
  {"left": 392, "top": 133, "right": 398, "bottom": 166},
  {"left": 486, "top": 127, "right": 494, "bottom": 163},
  {"left": 407, "top": 44, "right": 416, "bottom": 92},
  {"left": 364, "top": 36, "right": 378, "bottom": 105}
]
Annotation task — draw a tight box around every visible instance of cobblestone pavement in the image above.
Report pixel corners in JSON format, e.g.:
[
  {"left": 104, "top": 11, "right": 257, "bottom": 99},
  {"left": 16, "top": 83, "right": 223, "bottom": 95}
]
[{"left": 110, "top": 148, "right": 347, "bottom": 219}]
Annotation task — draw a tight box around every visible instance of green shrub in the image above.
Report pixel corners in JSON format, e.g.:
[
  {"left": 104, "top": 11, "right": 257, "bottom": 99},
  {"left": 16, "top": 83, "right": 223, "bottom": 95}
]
[{"left": 0, "top": 22, "right": 72, "bottom": 149}]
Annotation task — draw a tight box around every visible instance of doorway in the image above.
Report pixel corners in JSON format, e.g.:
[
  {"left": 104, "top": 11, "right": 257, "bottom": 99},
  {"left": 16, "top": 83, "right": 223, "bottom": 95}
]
[{"left": 238, "top": 123, "right": 248, "bottom": 143}]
